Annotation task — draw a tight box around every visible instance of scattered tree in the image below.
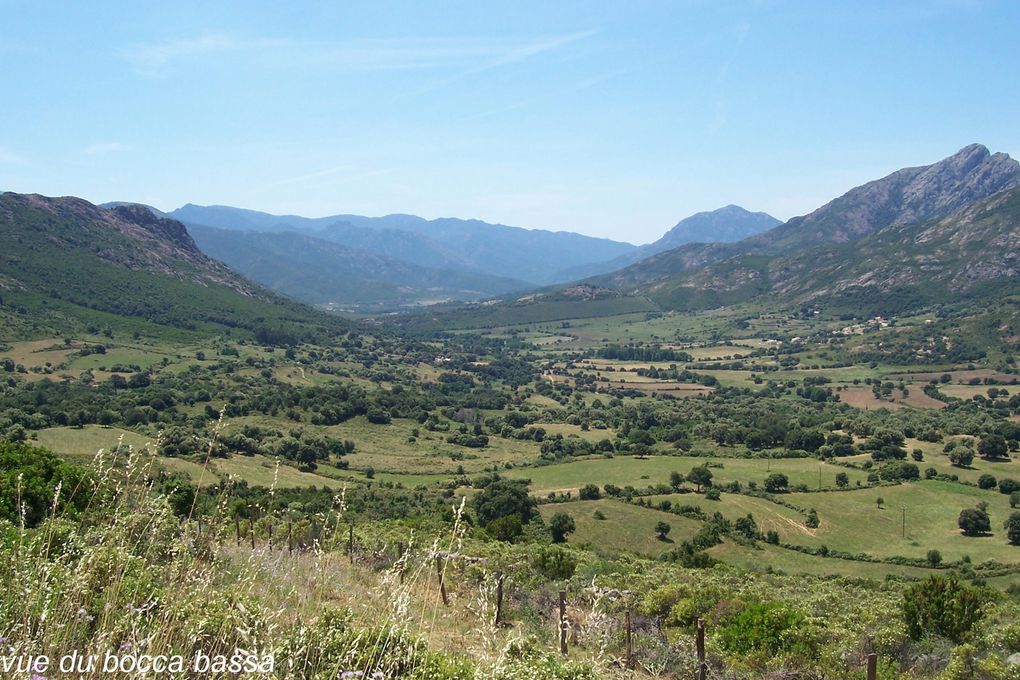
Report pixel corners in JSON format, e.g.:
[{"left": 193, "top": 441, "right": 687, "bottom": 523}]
[
  {"left": 764, "top": 472, "right": 789, "bottom": 494},
  {"left": 687, "top": 466, "right": 713, "bottom": 493},
  {"left": 958, "top": 506, "right": 991, "bottom": 536},
  {"left": 549, "top": 512, "right": 576, "bottom": 543},
  {"left": 1005, "top": 512, "right": 1020, "bottom": 546}
]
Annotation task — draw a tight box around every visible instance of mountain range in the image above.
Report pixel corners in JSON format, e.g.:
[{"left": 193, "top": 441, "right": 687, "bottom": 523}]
[
  {"left": 391, "top": 143, "right": 1020, "bottom": 329},
  {"left": 186, "top": 223, "right": 529, "bottom": 309},
  {"left": 555, "top": 205, "right": 781, "bottom": 281},
  {"left": 94, "top": 201, "right": 778, "bottom": 310},
  {"left": 4, "top": 143, "right": 1018, "bottom": 339},
  {"left": 586, "top": 143, "right": 1020, "bottom": 311}
]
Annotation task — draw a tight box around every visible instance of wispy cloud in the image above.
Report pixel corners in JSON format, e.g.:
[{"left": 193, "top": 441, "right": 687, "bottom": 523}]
[
  {"left": 118, "top": 30, "right": 598, "bottom": 77},
  {"left": 83, "top": 141, "right": 128, "bottom": 155}
]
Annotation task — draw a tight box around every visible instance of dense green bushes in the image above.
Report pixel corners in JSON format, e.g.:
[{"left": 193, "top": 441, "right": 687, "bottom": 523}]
[{"left": 0, "top": 440, "right": 93, "bottom": 527}]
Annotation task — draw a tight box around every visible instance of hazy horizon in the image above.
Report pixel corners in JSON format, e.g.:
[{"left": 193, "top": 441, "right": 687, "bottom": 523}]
[{"left": 2, "top": 1, "right": 1018, "bottom": 242}]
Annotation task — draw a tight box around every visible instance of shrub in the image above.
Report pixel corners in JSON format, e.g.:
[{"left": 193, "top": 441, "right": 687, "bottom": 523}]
[
  {"left": 578, "top": 483, "right": 601, "bottom": 500},
  {"left": 902, "top": 576, "right": 989, "bottom": 643},
  {"left": 977, "top": 474, "right": 997, "bottom": 490},
  {"left": 0, "top": 441, "right": 93, "bottom": 527},
  {"left": 717, "top": 601, "right": 815, "bottom": 659},
  {"left": 531, "top": 545, "right": 578, "bottom": 580}
]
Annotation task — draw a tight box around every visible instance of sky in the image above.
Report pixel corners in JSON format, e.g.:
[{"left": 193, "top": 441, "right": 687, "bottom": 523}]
[{"left": 1, "top": 1, "right": 1018, "bottom": 245}]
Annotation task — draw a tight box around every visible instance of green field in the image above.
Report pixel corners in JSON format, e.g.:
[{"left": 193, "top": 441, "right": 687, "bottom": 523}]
[
  {"left": 537, "top": 498, "right": 703, "bottom": 557},
  {"left": 34, "top": 425, "right": 155, "bottom": 459},
  {"left": 780, "top": 480, "right": 1019, "bottom": 563},
  {"left": 507, "top": 455, "right": 870, "bottom": 494}
]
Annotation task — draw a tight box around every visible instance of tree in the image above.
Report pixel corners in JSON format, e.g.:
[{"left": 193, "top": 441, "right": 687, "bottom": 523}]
[
  {"left": 805, "top": 509, "right": 820, "bottom": 529},
  {"left": 579, "top": 483, "right": 601, "bottom": 500},
  {"left": 669, "top": 470, "right": 684, "bottom": 492},
  {"left": 977, "top": 474, "right": 997, "bottom": 490},
  {"left": 686, "top": 466, "right": 713, "bottom": 493},
  {"left": 549, "top": 512, "right": 576, "bottom": 543},
  {"left": 734, "top": 514, "right": 758, "bottom": 540},
  {"left": 764, "top": 472, "right": 789, "bottom": 494},
  {"left": 1005, "top": 512, "right": 1020, "bottom": 546},
  {"left": 835, "top": 472, "right": 849, "bottom": 488},
  {"left": 472, "top": 479, "right": 537, "bottom": 527},
  {"left": 926, "top": 549, "right": 942, "bottom": 567},
  {"left": 655, "top": 521, "right": 671, "bottom": 540},
  {"left": 1011, "top": 491, "right": 1020, "bottom": 509},
  {"left": 1000, "top": 478, "right": 1020, "bottom": 495},
  {"left": 946, "top": 446, "right": 971, "bottom": 468},
  {"left": 486, "top": 515, "right": 523, "bottom": 542},
  {"left": 958, "top": 507, "right": 991, "bottom": 536},
  {"left": 978, "top": 434, "right": 1008, "bottom": 460}
]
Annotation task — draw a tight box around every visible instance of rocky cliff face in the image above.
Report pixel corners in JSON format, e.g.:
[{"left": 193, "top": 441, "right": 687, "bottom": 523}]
[
  {"left": 589, "top": 144, "right": 1020, "bottom": 295},
  {"left": 0, "top": 192, "right": 258, "bottom": 295},
  {"left": 759, "top": 143, "right": 1020, "bottom": 249}
]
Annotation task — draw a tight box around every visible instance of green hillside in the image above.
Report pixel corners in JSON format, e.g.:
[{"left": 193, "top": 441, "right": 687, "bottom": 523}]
[{"left": 0, "top": 193, "right": 345, "bottom": 342}]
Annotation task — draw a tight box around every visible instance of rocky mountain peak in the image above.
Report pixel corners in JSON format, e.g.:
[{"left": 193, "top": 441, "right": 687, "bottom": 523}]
[{"left": 111, "top": 204, "right": 201, "bottom": 254}]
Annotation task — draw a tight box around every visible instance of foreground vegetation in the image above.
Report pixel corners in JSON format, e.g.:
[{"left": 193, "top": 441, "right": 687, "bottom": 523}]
[{"left": 4, "top": 293, "right": 1020, "bottom": 677}]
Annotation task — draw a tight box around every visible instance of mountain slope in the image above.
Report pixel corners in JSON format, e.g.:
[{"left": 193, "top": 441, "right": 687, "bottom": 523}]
[
  {"left": 0, "top": 193, "right": 342, "bottom": 340},
  {"left": 187, "top": 224, "right": 528, "bottom": 308},
  {"left": 550, "top": 205, "right": 779, "bottom": 281},
  {"left": 593, "top": 144, "right": 1020, "bottom": 293},
  {"left": 168, "top": 205, "right": 637, "bottom": 286},
  {"left": 757, "top": 143, "right": 1020, "bottom": 251},
  {"left": 634, "top": 185, "right": 1020, "bottom": 313},
  {"left": 652, "top": 205, "right": 781, "bottom": 251}
]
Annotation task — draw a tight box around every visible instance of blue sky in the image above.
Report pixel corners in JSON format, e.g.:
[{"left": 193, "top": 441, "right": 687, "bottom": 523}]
[{"left": 1, "top": 1, "right": 1018, "bottom": 244}]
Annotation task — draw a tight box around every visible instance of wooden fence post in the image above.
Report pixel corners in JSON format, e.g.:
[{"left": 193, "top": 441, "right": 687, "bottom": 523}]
[
  {"left": 558, "top": 590, "right": 568, "bottom": 655},
  {"left": 625, "top": 610, "right": 633, "bottom": 668},
  {"left": 867, "top": 653, "right": 877, "bottom": 680},
  {"left": 287, "top": 520, "right": 293, "bottom": 555},
  {"left": 397, "top": 542, "right": 406, "bottom": 585},
  {"left": 494, "top": 572, "right": 504, "bottom": 627},
  {"left": 235, "top": 519, "right": 240, "bottom": 547},
  {"left": 348, "top": 523, "right": 354, "bottom": 564},
  {"left": 436, "top": 555, "right": 449, "bottom": 606},
  {"left": 696, "top": 618, "right": 706, "bottom": 680},
  {"left": 268, "top": 523, "right": 273, "bottom": 550},
  {"left": 249, "top": 518, "right": 255, "bottom": 550}
]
